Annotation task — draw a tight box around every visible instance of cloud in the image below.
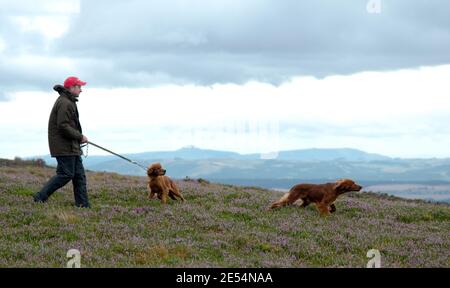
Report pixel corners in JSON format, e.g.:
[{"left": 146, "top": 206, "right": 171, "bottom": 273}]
[
  {"left": 0, "top": 91, "right": 10, "bottom": 101},
  {"left": 0, "top": 0, "right": 79, "bottom": 14},
  {"left": 2, "top": 65, "right": 450, "bottom": 158},
  {"left": 53, "top": 0, "right": 450, "bottom": 85},
  {"left": 1, "top": 0, "right": 450, "bottom": 98},
  {"left": 0, "top": 0, "right": 79, "bottom": 97}
]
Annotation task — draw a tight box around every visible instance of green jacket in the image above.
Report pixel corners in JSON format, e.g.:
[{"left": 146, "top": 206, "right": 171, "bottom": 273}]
[{"left": 48, "top": 85, "right": 83, "bottom": 157}]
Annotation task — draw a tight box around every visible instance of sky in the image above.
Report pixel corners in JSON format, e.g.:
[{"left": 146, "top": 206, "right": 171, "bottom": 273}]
[{"left": 1, "top": 0, "right": 450, "bottom": 159}]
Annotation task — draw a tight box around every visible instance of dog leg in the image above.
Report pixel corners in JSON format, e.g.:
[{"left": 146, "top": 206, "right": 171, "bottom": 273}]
[
  {"left": 161, "top": 189, "right": 169, "bottom": 204},
  {"left": 300, "top": 198, "right": 310, "bottom": 208},
  {"left": 176, "top": 193, "right": 185, "bottom": 202},
  {"left": 316, "top": 203, "right": 331, "bottom": 216},
  {"left": 147, "top": 184, "right": 155, "bottom": 200},
  {"left": 168, "top": 192, "right": 177, "bottom": 200},
  {"left": 169, "top": 181, "right": 185, "bottom": 202},
  {"left": 171, "top": 188, "right": 185, "bottom": 202}
]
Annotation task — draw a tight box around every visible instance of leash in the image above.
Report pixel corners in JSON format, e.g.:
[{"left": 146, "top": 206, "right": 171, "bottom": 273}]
[{"left": 81, "top": 141, "right": 148, "bottom": 172}]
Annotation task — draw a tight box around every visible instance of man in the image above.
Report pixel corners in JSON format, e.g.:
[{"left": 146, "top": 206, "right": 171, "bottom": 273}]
[{"left": 33, "top": 76, "right": 90, "bottom": 208}]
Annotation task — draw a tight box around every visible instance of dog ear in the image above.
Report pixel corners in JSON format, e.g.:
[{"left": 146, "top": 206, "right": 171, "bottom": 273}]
[
  {"left": 334, "top": 179, "right": 356, "bottom": 192},
  {"left": 147, "top": 167, "right": 153, "bottom": 175},
  {"left": 333, "top": 179, "right": 348, "bottom": 192}
]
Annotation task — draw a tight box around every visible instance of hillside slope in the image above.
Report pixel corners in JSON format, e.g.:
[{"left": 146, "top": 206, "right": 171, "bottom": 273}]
[{"left": 0, "top": 164, "right": 449, "bottom": 267}]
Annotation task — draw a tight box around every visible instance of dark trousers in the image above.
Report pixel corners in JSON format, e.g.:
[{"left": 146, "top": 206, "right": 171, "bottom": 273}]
[{"left": 34, "top": 156, "right": 90, "bottom": 208}]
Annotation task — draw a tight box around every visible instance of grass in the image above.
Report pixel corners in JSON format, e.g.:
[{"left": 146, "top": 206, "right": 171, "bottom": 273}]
[{"left": 0, "top": 164, "right": 449, "bottom": 267}]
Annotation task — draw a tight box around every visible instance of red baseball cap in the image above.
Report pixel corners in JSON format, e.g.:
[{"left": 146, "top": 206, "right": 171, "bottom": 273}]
[{"left": 63, "top": 76, "right": 87, "bottom": 88}]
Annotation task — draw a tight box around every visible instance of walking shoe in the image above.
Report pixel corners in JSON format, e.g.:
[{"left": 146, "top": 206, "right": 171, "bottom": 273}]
[{"left": 33, "top": 193, "right": 47, "bottom": 203}]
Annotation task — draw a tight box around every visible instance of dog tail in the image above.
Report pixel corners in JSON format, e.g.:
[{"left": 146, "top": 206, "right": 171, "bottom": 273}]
[{"left": 269, "top": 192, "right": 290, "bottom": 209}]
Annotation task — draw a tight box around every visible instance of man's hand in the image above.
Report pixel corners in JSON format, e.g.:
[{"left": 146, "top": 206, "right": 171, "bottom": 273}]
[{"left": 81, "top": 135, "right": 88, "bottom": 144}]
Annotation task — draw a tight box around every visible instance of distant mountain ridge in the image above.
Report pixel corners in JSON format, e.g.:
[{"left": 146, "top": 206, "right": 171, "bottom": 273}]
[
  {"left": 34, "top": 146, "right": 392, "bottom": 164},
  {"left": 131, "top": 146, "right": 243, "bottom": 160},
  {"left": 259, "top": 148, "right": 391, "bottom": 161},
  {"left": 27, "top": 147, "right": 450, "bottom": 183},
  {"left": 81, "top": 146, "right": 392, "bottom": 161}
]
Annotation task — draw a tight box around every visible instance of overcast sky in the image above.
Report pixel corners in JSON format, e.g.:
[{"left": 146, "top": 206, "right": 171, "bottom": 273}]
[{"left": 1, "top": 0, "right": 450, "bottom": 159}]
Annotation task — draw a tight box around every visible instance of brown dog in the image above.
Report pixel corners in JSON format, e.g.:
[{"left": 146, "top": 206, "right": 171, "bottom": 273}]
[
  {"left": 147, "top": 163, "right": 185, "bottom": 204},
  {"left": 269, "top": 179, "right": 362, "bottom": 215}
]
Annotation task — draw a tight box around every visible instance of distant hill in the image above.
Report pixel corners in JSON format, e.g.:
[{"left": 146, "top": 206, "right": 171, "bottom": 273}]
[
  {"left": 248, "top": 148, "right": 391, "bottom": 162},
  {"left": 0, "top": 164, "right": 448, "bottom": 267},
  {"left": 33, "top": 146, "right": 391, "bottom": 166},
  {"left": 132, "top": 145, "right": 242, "bottom": 160},
  {"left": 28, "top": 147, "right": 450, "bottom": 184}
]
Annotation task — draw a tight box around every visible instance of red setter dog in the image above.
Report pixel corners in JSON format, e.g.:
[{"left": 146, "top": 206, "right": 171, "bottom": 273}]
[
  {"left": 147, "top": 163, "right": 185, "bottom": 204},
  {"left": 269, "top": 179, "right": 362, "bottom": 215}
]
